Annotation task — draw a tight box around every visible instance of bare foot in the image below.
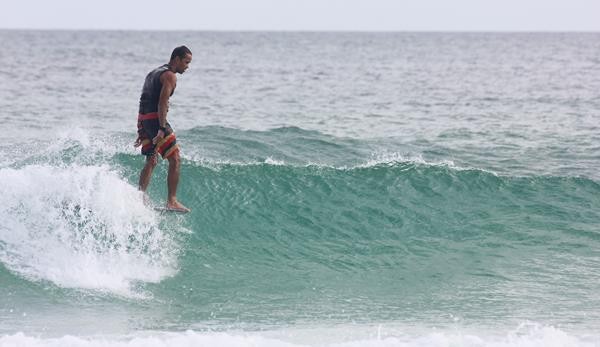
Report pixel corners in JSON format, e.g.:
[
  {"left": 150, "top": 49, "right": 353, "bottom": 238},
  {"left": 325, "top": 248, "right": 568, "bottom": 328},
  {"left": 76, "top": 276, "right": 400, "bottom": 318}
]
[{"left": 166, "top": 200, "right": 190, "bottom": 213}]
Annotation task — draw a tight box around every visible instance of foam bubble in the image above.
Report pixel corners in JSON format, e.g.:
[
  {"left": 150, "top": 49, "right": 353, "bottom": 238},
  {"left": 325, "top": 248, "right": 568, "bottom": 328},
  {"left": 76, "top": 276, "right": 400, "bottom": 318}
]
[{"left": 0, "top": 164, "right": 177, "bottom": 296}]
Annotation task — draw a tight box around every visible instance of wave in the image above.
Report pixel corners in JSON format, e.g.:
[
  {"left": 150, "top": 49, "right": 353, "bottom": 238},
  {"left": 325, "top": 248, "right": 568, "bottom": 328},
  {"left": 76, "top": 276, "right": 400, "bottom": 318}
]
[
  {"left": 1, "top": 323, "right": 597, "bottom": 347},
  {"left": 2, "top": 126, "right": 599, "bottom": 329},
  {"left": 2, "top": 156, "right": 599, "bottom": 297},
  {"left": 172, "top": 159, "right": 600, "bottom": 267},
  {"left": 110, "top": 157, "right": 599, "bottom": 327}
]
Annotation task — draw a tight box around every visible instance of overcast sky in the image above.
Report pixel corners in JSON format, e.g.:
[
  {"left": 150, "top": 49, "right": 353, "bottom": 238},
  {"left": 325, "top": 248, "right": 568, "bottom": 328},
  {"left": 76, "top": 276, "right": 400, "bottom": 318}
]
[{"left": 1, "top": 0, "right": 599, "bottom": 32}]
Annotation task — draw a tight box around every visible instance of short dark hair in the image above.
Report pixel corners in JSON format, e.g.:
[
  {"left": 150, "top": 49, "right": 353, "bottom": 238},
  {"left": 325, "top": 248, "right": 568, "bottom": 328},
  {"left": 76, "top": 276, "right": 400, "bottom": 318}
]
[{"left": 170, "top": 45, "right": 192, "bottom": 61}]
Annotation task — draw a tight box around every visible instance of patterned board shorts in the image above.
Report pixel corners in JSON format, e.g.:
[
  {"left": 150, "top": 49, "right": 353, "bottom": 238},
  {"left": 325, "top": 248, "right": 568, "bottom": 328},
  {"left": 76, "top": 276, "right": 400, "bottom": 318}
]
[{"left": 137, "top": 112, "right": 180, "bottom": 159}]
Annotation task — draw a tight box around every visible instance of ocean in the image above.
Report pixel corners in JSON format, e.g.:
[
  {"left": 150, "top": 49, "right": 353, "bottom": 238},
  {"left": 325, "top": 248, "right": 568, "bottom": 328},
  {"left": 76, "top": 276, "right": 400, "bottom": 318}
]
[{"left": 1, "top": 30, "right": 599, "bottom": 346}]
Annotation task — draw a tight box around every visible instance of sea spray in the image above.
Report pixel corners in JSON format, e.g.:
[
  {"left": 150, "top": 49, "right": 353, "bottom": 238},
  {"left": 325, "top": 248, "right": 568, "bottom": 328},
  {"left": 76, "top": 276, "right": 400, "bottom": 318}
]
[{"left": 0, "top": 165, "right": 178, "bottom": 296}]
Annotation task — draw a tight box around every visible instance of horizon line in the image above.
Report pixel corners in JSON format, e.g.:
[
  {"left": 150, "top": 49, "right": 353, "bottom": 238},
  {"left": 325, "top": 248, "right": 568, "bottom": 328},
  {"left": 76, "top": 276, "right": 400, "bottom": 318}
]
[{"left": 1, "top": 27, "right": 600, "bottom": 34}]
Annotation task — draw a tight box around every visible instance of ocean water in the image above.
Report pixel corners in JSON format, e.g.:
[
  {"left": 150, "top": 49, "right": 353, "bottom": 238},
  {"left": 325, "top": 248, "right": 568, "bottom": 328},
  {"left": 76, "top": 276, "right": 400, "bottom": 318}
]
[{"left": 1, "top": 30, "right": 600, "bottom": 346}]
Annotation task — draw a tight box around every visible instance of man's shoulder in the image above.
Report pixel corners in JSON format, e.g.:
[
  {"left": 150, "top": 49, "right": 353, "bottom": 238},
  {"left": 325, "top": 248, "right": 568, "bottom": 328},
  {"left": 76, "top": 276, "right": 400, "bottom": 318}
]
[{"left": 160, "top": 70, "right": 177, "bottom": 83}]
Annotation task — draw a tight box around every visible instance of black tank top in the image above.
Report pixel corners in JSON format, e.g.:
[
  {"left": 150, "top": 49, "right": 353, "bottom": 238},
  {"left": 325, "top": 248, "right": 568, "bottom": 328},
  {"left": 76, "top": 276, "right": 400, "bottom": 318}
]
[{"left": 138, "top": 64, "right": 172, "bottom": 114}]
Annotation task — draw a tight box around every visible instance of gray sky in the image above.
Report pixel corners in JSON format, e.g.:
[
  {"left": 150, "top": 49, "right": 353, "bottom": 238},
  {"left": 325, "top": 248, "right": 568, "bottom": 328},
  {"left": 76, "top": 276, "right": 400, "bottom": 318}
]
[{"left": 1, "top": 0, "right": 599, "bottom": 31}]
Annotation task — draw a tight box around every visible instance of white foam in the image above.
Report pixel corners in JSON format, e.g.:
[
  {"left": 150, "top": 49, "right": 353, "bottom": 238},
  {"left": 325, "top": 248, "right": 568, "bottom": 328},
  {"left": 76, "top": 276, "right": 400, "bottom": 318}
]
[
  {"left": 264, "top": 157, "right": 286, "bottom": 166},
  {"left": 4, "top": 127, "right": 138, "bottom": 170},
  {"left": 180, "top": 150, "right": 500, "bottom": 175},
  {"left": 0, "top": 164, "right": 177, "bottom": 296},
  {"left": 358, "top": 151, "right": 453, "bottom": 169},
  {"left": 51, "top": 127, "right": 136, "bottom": 159},
  {"left": 180, "top": 153, "right": 292, "bottom": 171},
  {"left": 356, "top": 151, "right": 500, "bottom": 176},
  {"left": 0, "top": 324, "right": 597, "bottom": 347}
]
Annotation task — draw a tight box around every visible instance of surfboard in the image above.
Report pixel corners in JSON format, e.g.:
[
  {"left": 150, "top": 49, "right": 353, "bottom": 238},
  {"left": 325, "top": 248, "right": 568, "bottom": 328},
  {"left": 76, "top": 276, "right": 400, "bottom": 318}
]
[{"left": 154, "top": 207, "right": 190, "bottom": 214}]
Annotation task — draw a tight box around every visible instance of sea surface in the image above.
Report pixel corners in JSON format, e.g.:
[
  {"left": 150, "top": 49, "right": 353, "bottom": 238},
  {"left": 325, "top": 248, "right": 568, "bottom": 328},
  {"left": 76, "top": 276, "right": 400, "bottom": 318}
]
[{"left": 1, "top": 30, "right": 600, "bottom": 346}]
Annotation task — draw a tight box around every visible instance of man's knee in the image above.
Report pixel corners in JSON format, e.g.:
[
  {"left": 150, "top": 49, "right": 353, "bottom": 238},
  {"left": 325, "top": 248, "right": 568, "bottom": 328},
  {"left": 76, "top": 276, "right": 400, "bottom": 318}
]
[
  {"left": 145, "top": 155, "right": 158, "bottom": 168},
  {"left": 167, "top": 152, "right": 180, "bottom": 167}
]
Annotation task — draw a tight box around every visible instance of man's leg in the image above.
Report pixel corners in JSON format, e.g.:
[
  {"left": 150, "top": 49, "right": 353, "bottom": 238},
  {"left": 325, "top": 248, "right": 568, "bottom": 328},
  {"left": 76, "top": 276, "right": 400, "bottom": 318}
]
[
  {"left": 139, "top": 154, "right": 158, "bottom": 192},
  {"left": 166, "top": 151, "right": 190, "bottom": 211}
]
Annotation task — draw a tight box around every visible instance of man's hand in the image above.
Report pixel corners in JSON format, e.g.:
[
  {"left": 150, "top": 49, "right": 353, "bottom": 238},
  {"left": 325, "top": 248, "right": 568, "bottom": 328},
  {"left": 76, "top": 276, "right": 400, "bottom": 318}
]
[{"left": 152, "top": 129, "right": 165, "bottom": 144}]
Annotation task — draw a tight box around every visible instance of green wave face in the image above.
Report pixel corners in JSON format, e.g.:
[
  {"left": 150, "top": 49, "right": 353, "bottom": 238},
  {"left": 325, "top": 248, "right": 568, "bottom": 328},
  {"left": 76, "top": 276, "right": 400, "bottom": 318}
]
[{"left": 144, "top": 160, "right": 600, "bottom": 327}]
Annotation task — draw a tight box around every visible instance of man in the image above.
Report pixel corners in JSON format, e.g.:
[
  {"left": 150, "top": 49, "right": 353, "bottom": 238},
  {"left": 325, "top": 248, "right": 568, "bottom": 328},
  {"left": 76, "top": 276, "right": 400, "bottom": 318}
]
[{"left": 135, "top": 46, "right": 192, "bottom": 212}]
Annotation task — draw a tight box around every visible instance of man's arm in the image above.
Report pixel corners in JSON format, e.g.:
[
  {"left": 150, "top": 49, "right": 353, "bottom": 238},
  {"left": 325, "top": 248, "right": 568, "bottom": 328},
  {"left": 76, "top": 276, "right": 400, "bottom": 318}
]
[
  {"left": 158, "top": 71, "right": 177, "bottom": 129},
  {"left": 152, "top": 71, "right": 177, "bottom": 144}
]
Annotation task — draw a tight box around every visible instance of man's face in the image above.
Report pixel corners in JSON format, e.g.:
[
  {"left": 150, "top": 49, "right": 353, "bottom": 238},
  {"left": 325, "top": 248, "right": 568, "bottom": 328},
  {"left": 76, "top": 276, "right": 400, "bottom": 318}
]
[{"left": 176, "top": 53, "right": 192, "bottom": 74}]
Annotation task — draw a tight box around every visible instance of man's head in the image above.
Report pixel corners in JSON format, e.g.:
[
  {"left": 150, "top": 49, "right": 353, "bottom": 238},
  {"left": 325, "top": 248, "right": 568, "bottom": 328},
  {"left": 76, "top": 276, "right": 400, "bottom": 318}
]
[{"left": 170, "top": 45, "right": 192, "bottom": 74}]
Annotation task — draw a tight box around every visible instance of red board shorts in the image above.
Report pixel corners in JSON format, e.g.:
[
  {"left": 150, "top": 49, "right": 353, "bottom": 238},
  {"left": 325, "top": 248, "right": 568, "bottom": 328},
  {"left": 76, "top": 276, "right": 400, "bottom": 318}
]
[{"left": 136, "top": 112, "right": 179, "bottom": 159}]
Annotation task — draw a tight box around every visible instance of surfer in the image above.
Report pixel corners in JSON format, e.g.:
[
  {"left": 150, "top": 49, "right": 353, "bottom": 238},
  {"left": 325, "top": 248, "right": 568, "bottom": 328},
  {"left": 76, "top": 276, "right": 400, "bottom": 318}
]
[{"left": 134, "top": 46, "right": 192, "bottom": 212}]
